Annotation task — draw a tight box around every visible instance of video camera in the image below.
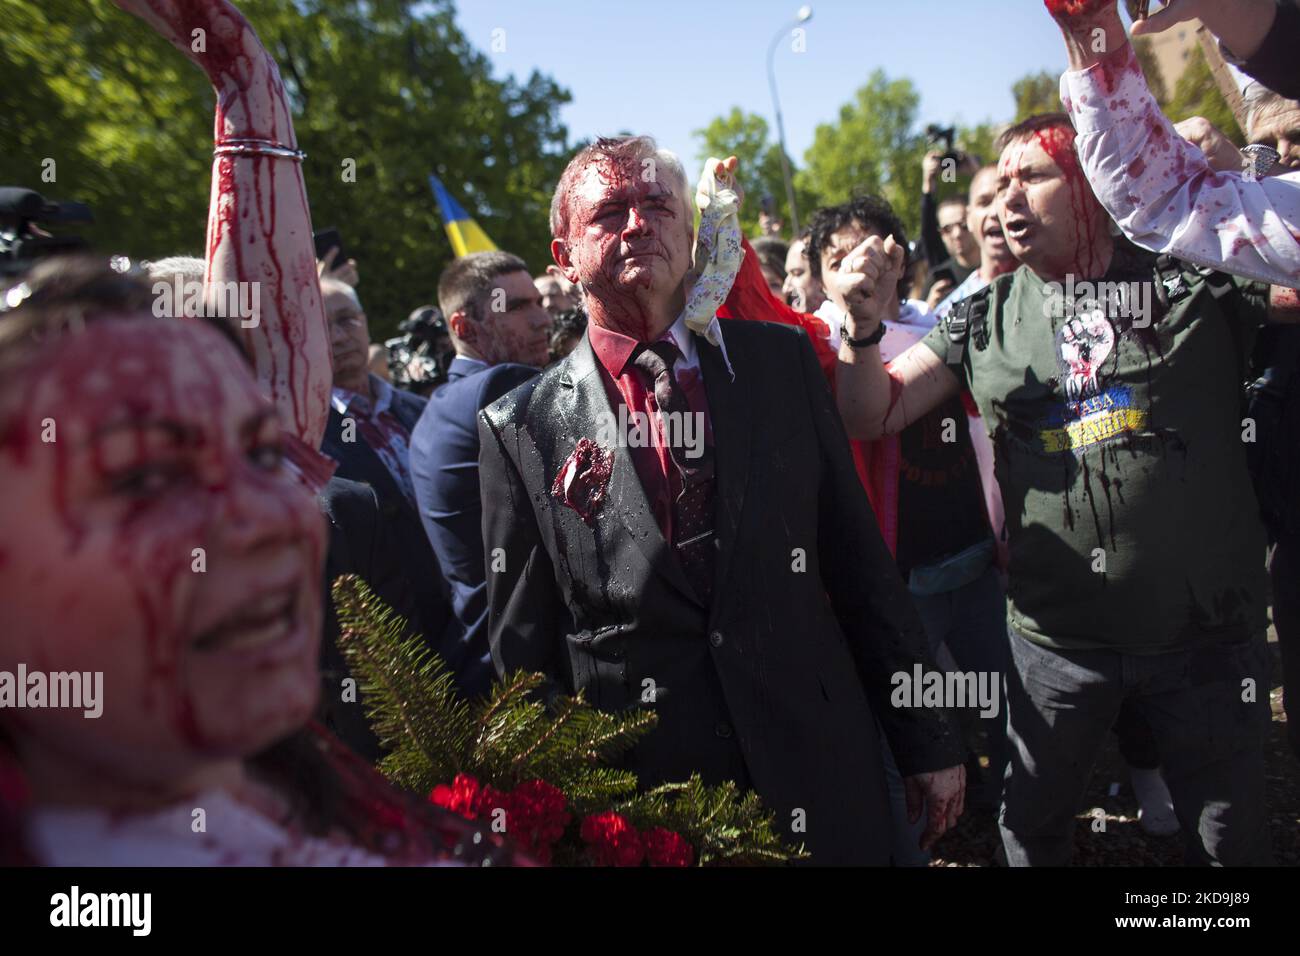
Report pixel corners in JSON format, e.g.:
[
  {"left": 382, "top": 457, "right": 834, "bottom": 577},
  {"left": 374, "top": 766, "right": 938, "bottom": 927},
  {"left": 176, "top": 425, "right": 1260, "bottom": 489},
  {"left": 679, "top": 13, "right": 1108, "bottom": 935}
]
[
  {"left": 0, "top": 187, "right": 93, "bottom": 279},
  {"left": 924, "top": 125, "right": 968, "bottom": 167},
  {"left": 385, "top": 305, "right": 452, "bottom": 396}
]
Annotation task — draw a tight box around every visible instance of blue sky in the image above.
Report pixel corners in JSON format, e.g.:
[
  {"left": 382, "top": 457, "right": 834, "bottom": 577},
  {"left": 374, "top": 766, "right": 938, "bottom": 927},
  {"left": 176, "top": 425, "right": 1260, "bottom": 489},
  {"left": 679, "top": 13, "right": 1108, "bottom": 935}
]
[{"left": 452, "top": 0, "right": 1073, "bottom": 167}]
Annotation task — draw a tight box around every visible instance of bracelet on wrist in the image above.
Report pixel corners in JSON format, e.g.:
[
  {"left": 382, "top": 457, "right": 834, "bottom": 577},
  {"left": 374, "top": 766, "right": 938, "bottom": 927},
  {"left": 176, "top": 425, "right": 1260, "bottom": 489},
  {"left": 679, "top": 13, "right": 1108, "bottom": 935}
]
[
  {"left": 214, "top": 139, "right": 306, "bottom": 162},
  {"left": 840, "top": 320, "right": 886, "bottom": 350}
]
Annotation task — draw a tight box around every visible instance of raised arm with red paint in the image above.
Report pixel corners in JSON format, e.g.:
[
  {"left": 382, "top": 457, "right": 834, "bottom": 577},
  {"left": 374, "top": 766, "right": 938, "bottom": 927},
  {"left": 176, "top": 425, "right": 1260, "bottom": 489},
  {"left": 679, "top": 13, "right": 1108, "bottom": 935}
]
[
  {"left": 1046, "top": 0, "right": 1300, "bottom": 290},
  {"left": 113, "top": 0, "right": 332, "bottom": 447}
]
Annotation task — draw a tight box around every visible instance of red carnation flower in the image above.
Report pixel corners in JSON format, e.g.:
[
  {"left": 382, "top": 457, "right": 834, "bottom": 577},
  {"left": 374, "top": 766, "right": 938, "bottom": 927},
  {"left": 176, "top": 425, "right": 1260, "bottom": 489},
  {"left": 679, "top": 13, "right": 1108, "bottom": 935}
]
[
  {"left": 643, "top": 827, "right": 695, "bottom": 867},
  {"left": 502, "top": 780, "right": 571, "bottom": 863},
  {"left": 580, "top": 811, "right": 644, "bottom": 867},
  {"left": 428, "top": 774, "right": 505, "bottom": 821}
]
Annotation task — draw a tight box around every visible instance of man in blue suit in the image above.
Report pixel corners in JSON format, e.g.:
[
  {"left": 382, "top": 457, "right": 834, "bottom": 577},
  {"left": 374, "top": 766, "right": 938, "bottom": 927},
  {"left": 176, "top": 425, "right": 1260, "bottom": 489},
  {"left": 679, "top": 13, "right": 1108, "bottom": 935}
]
[{"left": 410, "top": 251, "right": 553, "bottom": 696}]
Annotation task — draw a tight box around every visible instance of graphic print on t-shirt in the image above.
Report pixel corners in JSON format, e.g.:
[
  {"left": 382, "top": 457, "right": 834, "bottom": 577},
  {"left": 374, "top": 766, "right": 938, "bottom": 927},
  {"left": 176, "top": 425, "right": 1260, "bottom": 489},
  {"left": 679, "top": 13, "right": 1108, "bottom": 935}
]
[{"left": 1038, "top": 309, "right": 1147, "bottom": 454}]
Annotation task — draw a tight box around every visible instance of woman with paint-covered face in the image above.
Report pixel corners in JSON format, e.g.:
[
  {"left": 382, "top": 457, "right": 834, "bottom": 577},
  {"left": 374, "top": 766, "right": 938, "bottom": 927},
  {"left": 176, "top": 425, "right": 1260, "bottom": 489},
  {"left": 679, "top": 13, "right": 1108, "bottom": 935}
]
[{"left": 0, "top": 0, "right": 520, "bottom": 866}]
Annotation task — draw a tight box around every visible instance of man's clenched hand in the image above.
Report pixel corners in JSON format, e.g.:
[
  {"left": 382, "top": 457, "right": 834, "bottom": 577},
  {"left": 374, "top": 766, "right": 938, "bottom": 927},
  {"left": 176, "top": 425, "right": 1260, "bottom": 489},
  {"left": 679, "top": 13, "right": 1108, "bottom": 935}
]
[
  {"left": 825, "top": 234, "right": 905, "bottom": 339},
  {"left": 904, "top": 764, "right": 967, "bottom": 851}
]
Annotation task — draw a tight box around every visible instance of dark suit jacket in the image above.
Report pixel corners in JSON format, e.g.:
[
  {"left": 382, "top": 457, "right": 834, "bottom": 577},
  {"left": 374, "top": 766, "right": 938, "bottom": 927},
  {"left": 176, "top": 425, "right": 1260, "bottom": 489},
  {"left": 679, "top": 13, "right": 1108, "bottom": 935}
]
[
  {"left": 320, "top": 376, "right": 452, "bottom": 650},
  {"left": 317, "top": 477, "right": 415, "bottom": 762},
  {"left": 410, "top": 357, "right": 540, "bottom": 697},
  {"left": 478, "top": 320, "right": 965, "bottom": 865}
]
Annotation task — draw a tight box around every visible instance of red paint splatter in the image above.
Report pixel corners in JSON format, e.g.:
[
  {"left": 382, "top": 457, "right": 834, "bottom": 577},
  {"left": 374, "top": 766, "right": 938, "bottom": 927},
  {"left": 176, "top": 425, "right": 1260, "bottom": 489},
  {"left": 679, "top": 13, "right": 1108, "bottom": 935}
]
[{"left": 1043, "top": 0, "right": 1111, "bottom": 16}]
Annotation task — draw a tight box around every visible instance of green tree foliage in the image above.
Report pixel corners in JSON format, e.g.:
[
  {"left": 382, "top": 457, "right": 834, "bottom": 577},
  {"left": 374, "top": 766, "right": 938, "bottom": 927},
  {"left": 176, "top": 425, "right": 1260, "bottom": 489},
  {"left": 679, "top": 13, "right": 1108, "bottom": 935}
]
[
  {"left": 693, "top": 108, "right": 795, "bottom": 237},
  {"left": 797, "top": 70, "right": 926, "bottom": 239},
  {"left": 957, "top": 122, "right": 999, "bottom": 171},
  {"left": 1166, "top": 43, "right": 1246, "bottom": 145},
  {"left": 0, "top": 0, "right": 573, "bottom": 337},
  {"left": 1012, "top": 70, "right": 1063, "bottom": 123}
]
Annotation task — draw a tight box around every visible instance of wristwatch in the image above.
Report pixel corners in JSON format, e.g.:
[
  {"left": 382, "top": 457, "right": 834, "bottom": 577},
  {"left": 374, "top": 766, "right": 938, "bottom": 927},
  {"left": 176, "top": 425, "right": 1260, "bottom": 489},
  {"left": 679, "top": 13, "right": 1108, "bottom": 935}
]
[
  {"left": 841, "top": 320, "right": 886, "bottom": 350},
  {"left": 1241, "top": 144, "right": 1281, "bottom": 180}
]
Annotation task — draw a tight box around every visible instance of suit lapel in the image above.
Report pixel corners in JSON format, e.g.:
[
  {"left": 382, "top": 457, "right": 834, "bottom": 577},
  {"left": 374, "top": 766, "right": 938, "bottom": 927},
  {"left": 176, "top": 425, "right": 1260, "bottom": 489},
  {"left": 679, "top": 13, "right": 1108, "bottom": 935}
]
[
  {"left": 555, "top": 336, "right": 702, "bottom": 608},
  {"left": 698, "top": 330, "right": 751, "bottom": 612}
]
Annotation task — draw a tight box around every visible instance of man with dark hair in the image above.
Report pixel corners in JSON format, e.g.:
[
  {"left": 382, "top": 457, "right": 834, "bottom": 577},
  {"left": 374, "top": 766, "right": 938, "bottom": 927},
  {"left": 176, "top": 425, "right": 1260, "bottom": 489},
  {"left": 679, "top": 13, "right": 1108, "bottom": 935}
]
[
  {"left": 921, "top": 151, "right": 981, "bottom": 299},
  {"left": 409, "top": 250, "right": 552, "bottom": 697},
  {"left": 808, "top": 197, "right": 1010, "bottom": 864},
  {"left": 781, "top": 231, "right": 826, "bottom": 314},
  {"left": 478, "top": 135, "right": 966, "bottom": 865},
  {"left": 835, "top": 110, "right": 1286, "bottom": 866},
  {"left": 806, "top": 196, "right": 913, "bottom": 303}
]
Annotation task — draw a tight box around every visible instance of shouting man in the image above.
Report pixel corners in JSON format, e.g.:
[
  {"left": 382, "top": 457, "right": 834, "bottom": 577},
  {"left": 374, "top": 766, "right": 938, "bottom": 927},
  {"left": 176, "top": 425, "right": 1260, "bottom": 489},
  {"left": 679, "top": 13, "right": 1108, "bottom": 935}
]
[{"left": 836, "top": 110, "right": 1286, "bottom": 866}]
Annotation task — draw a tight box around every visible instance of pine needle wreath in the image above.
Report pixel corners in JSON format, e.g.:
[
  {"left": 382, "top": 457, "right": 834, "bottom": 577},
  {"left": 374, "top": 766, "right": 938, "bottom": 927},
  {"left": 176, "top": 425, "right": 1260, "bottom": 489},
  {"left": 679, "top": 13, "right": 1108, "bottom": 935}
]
[{"left": 332, "top": 575, "right": 807, "bottom": 865}]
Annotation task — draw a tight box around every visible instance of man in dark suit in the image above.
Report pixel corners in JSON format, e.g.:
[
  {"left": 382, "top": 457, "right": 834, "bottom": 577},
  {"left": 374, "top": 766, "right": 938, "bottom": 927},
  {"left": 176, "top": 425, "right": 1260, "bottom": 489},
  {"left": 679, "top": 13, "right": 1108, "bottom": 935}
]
[
  {"left": 318, "top": 278, "right": 452, "bottom": 649},
  {"left": 316, "top": 476, "right": 429, "bottom": 761},
  {"left": 478, "top": 136, "right": 966, "bottom": 865},
  {"left": 409, "top": 252, "right": 551, "bottom": 697}
]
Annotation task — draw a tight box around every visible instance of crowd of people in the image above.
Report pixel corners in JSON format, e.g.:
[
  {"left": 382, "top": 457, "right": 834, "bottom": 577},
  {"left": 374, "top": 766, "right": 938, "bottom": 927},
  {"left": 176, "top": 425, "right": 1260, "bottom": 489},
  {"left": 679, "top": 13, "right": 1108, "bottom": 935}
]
[{"left": 0, "top": 0, "right": 1297, "bottom": 867}]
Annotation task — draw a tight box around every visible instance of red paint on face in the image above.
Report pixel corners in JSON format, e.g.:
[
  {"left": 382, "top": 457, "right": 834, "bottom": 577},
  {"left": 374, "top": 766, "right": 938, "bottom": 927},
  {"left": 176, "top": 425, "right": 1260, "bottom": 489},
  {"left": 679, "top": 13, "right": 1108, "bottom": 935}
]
[
  {"left": 997, "top": 124, "right": 1108, "bottom": 280},
  {"left": 0, "top": 317, "right": 325, "bottom": 799},
  {"left": 555, "top": 153, "right": 693, "bottom": 342}
]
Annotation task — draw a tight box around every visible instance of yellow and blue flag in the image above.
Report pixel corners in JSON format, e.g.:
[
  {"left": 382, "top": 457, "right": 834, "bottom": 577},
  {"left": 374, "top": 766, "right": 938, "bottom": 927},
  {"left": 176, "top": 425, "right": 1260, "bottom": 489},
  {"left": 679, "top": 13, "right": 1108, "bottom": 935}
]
[{"left": 428, "top": 174, "right": 498, "bottom": 258}]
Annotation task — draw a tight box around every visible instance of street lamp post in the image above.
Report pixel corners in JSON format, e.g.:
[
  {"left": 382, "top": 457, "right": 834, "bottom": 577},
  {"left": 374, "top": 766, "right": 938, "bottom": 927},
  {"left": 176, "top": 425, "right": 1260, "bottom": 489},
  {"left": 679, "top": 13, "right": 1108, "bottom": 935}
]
[{"left": 766, "top": 5, "right": 812, "bottom": 237}]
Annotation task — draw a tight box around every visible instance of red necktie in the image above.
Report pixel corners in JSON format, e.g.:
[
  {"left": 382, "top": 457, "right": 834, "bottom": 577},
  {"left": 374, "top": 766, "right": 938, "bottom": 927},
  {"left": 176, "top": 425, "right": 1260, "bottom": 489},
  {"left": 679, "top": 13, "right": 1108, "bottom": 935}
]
[{"left": 632, "top": 341, "right": 716, "bottom": 604}]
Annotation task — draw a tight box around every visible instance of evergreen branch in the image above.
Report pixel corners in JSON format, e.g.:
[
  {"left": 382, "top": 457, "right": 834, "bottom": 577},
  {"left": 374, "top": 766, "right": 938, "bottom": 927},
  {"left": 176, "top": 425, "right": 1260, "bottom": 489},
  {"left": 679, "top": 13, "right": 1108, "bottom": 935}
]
[{"left": 509, "top": 694, "right": 579, "bottom": 771}]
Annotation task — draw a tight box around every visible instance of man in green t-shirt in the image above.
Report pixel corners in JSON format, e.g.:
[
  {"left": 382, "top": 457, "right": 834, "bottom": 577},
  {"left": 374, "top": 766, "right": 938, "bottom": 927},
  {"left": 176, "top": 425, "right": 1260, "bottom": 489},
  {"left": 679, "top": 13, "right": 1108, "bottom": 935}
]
[{"left": 830, "top": 112, "right": 1292, "bottom": 866}]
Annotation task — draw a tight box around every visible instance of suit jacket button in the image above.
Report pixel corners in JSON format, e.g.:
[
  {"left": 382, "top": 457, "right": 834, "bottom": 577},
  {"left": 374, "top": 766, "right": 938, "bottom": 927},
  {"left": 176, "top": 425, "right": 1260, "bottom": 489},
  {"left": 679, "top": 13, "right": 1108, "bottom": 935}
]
[
  {"left": 715, "top": 721, "right": 733, "bottom": 739},
  {"left": 709, "top": 630, "right": 724, "bottom": 648}
]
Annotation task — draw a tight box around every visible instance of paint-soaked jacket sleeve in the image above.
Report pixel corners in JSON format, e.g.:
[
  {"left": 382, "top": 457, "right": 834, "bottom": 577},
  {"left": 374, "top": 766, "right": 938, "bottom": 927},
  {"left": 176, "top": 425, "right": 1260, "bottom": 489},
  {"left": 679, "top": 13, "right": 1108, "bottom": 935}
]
[{"left": 1060, "top": 42, "right": 1300, "bottom": 289}]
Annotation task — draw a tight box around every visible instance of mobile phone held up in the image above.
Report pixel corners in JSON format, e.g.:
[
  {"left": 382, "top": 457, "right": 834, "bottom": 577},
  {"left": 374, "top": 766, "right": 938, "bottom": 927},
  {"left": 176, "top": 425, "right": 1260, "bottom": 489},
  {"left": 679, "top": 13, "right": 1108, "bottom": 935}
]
[{"left": 313, "top": 227, "right": 347, "bottom": 267}]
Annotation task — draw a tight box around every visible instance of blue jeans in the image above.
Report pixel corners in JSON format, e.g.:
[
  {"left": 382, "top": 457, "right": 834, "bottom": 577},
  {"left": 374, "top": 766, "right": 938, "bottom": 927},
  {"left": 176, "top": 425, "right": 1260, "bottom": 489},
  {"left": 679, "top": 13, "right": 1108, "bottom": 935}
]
[{"left": 999, "top": 629, "right": 1273, "bottom": 866}]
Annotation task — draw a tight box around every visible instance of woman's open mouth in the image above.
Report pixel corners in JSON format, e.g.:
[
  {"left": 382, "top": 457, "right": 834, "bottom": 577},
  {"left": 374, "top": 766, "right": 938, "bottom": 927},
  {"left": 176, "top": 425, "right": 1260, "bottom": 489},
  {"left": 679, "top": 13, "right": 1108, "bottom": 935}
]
[{"left": 194, "top": 586, "right": 300, "bottom": 656}]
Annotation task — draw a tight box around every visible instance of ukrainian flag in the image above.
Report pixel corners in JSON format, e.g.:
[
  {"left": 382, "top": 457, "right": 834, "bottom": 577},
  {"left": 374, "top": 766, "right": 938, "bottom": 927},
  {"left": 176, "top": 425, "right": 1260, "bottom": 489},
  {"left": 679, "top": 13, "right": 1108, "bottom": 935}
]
[{"left": 428, "top": 174, "right": 498, "bottom": 258}]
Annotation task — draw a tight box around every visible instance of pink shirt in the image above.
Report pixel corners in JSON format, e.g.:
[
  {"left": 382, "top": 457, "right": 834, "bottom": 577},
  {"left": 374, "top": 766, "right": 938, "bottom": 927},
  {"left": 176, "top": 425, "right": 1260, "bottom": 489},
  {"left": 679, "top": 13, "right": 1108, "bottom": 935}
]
[{"left": 1061, "top": 42, "right": 1300, "bottom": 289}]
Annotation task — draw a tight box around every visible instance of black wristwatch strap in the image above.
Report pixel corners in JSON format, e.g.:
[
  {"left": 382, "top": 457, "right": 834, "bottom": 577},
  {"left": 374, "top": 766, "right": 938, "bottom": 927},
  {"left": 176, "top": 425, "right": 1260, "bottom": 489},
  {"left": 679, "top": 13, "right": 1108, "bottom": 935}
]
[{"left": 842, "top": 320, "right": 886, "bottom": 349}]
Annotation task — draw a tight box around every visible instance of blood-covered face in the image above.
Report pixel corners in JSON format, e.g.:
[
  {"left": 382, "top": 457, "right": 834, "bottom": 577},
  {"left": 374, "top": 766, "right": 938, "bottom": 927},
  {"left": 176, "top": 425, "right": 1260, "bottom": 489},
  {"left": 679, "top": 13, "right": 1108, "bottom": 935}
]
[
  {"left": 967, "top": 167, "right": 1017, "bottom": 277},
  {"left": 783, "top": 238, "right": 826, "bottom": 313},
  {"left": 552, "top": 156, "right": 693, "bottom": 340},
  {"left": 996, "top": 127, "right": 1108, "bottom": 280},
  {"left": 465, "top": 269, "right": 553, "bottom": 368},
  {"left": 0, "top": 318, "right": 325, "bottom": 794}
]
